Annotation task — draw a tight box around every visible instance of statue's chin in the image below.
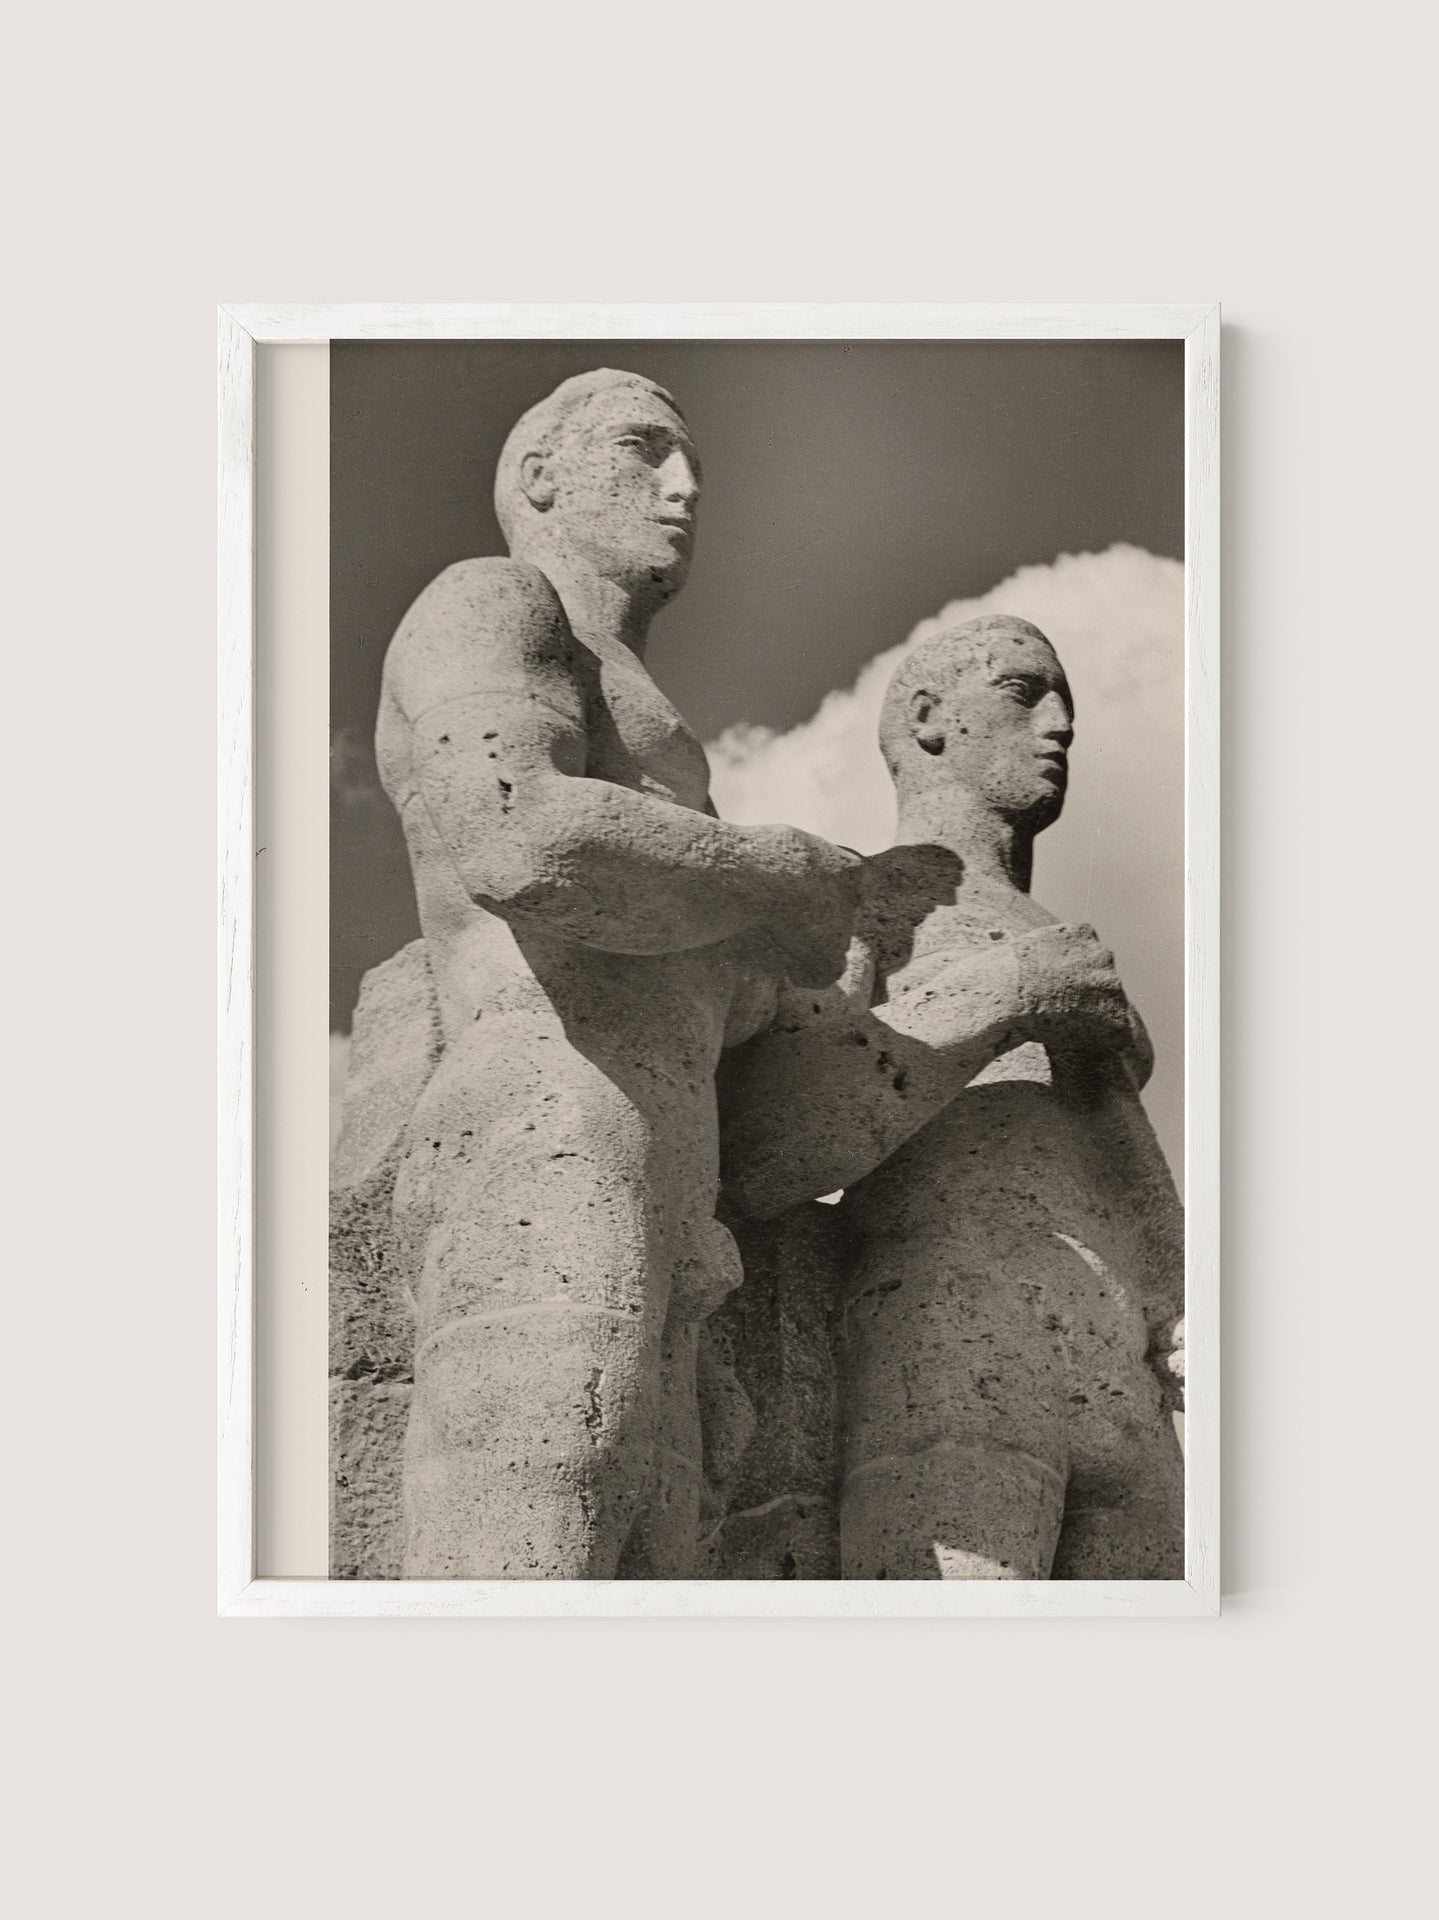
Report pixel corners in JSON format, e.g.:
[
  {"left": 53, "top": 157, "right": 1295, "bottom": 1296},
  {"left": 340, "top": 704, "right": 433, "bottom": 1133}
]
[
  {"left": 1009, "top": 791, "right": 1064, "bottom": 836},
  {"left": 1032, "top": 794, "right": 1065, "bottom": 832},
  {"left": 583, "top": 539, "right": 690, "bottom": 599},
  {"left": 638, "top": 553, "right": 692, "bottom": 600}
]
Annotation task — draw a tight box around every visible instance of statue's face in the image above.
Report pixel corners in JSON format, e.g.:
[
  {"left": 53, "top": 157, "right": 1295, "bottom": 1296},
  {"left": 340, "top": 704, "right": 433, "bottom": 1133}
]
[
  {"left": 928, "top": 632, "right": 1075, "bottom": 829},
  {"left": 544, "top": 386, "right": 701, "bottom": 596}
]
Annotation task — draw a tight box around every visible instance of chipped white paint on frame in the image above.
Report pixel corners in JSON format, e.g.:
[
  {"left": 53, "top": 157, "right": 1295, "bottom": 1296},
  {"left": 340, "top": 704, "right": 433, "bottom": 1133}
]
[{"left": 217, "top": 303, "right": 1221, "bottom": 1618}]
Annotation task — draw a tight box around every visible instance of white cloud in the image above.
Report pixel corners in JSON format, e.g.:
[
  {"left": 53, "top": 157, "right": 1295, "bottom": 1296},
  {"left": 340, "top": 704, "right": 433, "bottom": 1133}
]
[{"left": 705, "top": 545, "right": 1186, "bottom": 1180}]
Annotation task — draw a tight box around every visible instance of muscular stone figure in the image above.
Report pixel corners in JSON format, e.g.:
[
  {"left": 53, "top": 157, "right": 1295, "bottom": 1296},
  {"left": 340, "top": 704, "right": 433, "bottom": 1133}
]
[
  {"left": 380, "top": 370, "right": 859, "bottom": 1578},
  {"left": 720, "top": 616, "right": 1184, "bottom": 1579}
]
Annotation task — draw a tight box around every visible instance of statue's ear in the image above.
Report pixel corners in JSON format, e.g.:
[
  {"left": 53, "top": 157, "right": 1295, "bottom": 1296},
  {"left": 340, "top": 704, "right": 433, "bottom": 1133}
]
[
  {"left": 519, "top": 449, "right": 556, "bottom": 512},
  {"left": 909, "top": 687, "right": 946, "bottom": 756}
]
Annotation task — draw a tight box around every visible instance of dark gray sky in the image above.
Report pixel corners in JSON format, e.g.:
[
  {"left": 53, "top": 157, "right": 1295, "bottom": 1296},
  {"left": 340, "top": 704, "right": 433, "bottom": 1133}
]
[{"left": 332, "top": 339, "right": 1182, "bottom": 1030}]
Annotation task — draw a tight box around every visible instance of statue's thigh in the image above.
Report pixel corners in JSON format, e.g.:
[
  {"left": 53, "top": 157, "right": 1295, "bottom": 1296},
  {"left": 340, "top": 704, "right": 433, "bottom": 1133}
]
[
  {"left": 398, "top": 1031, "right": 671, "bottom": 1330},
  {"left": 1053, "top": 1390, "right": 1185, "bottom": 1581},
  {"left": 839, "top": 1250, "right": 1069, "bottom": 1580},
  {"left": 1046, "top": 1247, "right": 1185, "bottom": 1581},
  {"left": 616, "top": 1320, "right": 706, "bottom": 1580},
  {"left": 842, "top": 1446, "right": 1068, "bottom": 1580}
]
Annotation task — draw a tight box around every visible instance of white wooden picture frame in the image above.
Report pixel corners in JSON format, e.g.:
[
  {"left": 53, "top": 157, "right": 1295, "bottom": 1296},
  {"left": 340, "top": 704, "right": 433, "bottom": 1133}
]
[{"left": 219, "top": 302, "right": 1220, "bottom": 1618}]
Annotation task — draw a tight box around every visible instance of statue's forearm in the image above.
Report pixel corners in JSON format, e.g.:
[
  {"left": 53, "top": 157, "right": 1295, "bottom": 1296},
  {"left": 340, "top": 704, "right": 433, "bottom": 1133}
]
[
  {"left": 721, "top": 952, "right": 1025, "bottom": 1218},
  {"left": 432, "top": 771, "right": 802, "bottom": 955}
]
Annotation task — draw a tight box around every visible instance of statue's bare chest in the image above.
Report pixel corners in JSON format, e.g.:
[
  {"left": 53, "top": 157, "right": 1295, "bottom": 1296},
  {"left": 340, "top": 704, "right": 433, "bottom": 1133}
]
[
  {"left": 584, "top": 655, "right": 711, "bottom": 810},
  {"left": 867, "top": 870, "right": 1060, "bottom": 1094},
  {"left": 868, "top": 864, "right": 1053, "bottom": 1000},
  {"left": 911, "top": 891, "right": 1050, "bottom": 961}
]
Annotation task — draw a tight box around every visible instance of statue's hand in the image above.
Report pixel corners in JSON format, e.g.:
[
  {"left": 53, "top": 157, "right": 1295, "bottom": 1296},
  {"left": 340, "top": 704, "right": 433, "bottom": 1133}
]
[
  {"left": 874, "top": 942, "right": 1029, "bottom": 1056},
  {"left": 747, "top": 827, "right": 864, "bottom": 987},
  {"left": 1015, "top": 922, "right": 1137, "bottom": 1056}
]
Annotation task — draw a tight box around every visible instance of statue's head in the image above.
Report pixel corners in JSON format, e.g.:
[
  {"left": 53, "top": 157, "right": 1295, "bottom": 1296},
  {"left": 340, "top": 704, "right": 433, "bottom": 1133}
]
[
  {"left": 879, "top": 615, "right": 1075, "bottom": 833},
  {"left": 494, "top": 369, "right": 700, "bottom": 601}
]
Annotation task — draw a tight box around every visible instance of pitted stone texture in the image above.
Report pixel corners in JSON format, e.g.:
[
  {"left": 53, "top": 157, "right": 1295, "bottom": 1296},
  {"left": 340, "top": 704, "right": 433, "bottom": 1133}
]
[
  {"left": 331, "top": 939, "right": 446, "bottom": 1195},
  {"left": 700, "top": 1203, "right": 842, "bottom": 1578},
  {"left": 329, "top": 941, "right": 444, "bottom": 1579},
  {"left": 723, "top": 616, "right": 1184, "bottom": 1581},
  {"left": 328, "top": 937, "right": 753, "bottom": 1581},
  {"left": 329, "top": 1380, "right": 411, "bottom": 1580},
  {"left": 366, "top": 370, "right": 858, "bottom": 1579}
]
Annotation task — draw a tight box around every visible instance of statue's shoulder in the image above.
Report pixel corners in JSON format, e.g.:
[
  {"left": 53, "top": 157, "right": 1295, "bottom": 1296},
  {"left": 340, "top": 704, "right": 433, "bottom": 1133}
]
[
  {"left": 383, "top": 558, "right": 578, "bottom": 715},
  {"left": 403, "top": 556, "right": 562, "bottom": 626}
]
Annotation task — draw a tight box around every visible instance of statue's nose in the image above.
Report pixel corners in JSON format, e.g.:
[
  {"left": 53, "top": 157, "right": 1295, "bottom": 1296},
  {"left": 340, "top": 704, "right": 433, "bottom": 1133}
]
[
  {"left": 661, "top": 450, "right": 699, "bottom": 503},
  {"left": 1036, "top": 690, "right": 1073, "bottom": 747}
]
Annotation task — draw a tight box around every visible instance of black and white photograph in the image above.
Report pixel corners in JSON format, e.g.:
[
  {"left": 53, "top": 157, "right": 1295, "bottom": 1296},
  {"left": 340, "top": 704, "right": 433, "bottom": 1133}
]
[{"left": 327, "top": 336, "right": 1193, "bottom": 1587}]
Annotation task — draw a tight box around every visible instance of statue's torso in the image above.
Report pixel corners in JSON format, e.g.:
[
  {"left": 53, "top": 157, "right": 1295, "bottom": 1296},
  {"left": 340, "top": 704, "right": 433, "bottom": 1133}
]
[
  {"left": 833, "top": 868, "right": 1182, "bottom": 1556},
  {"left": 378, "top": 601, "right": 775, "bottom": 1071},
  {"left": 849, "top": 873, "right": 1167, "bottom": 1294}
]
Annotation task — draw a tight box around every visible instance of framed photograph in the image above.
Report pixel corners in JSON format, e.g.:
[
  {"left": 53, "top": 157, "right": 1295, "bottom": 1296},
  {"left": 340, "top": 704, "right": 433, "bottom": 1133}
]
[{"left": 220, "top": 302, "right": 1219, "bottom": 1618}]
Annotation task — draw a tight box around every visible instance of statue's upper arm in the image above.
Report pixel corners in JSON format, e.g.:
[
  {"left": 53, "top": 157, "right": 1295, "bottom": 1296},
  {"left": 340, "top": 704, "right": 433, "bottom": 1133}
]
[{"left": 386, "top": 558, "right": 586, "bottom": 748}]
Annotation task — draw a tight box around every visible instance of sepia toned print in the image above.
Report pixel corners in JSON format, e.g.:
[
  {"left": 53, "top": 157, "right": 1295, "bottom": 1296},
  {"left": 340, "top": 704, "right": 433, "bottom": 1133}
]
[{"left": 330, "top": 341, "right": 1186, "bottom": 1582}]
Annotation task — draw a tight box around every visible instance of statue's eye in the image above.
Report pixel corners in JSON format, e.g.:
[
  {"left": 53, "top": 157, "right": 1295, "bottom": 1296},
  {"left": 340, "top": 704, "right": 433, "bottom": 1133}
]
[{"left": 997, "top": 676, "right": 1039, "bottom": 702}]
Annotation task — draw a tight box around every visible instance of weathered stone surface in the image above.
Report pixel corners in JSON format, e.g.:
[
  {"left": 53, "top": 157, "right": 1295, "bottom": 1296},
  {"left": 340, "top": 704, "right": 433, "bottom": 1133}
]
[
  {"left": 722, "top": 616, "right": 1184, "bottom": 1580},
  {"left": 356, "top": 370, "right": 860, "bottom": 1579},
  {"left": 700, "top": 1203, "right": 841, "bottom": 1578},
  {"left": 330, "top": 963, "right": 848, "bottom": 1581},
  {"left": 328, "top": 1381, "right": 411, "bottom": 1581},
  {"left": 331, "top": 938, "right": 445, "bottom": 1195},
  {"left": 329, "top": 941, "right": 442, "bottom": 1579}
]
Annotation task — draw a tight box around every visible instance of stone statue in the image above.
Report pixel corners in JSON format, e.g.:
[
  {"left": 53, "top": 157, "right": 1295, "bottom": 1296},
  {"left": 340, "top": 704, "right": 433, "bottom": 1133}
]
[
  {"left": 720, "top": 616, "right": 1184, "bottom": 1579},
  {"left": 698, "top": 1200, "right": 845, "bottom": 1577},
  {"left": 372, "top": 369, "right": 860, "bottom": 1578},
  {"left": 330, "top": 940, "right": 445, "bottom": 1578}
]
